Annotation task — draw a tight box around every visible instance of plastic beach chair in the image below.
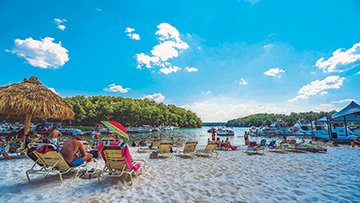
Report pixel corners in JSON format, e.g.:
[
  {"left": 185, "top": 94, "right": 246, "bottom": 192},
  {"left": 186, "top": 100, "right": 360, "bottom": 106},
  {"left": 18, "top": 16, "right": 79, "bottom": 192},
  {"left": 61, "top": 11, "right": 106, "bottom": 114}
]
[
  {"left": 196, "top": 142, "right": 219, "bottom": 158},
  {"left": 150, "top": 141, "right": 174, "bottom": 158},
  {"left": 177, "top": 141, "right": 198, "bottom": 157},
  {"left": 25, "top": 143, "right": 88, "bottom": 184},
  {"left": 138, "top": 138, "right": 160, "bottom": 153},
  {"left": 99, "top": 141, "right": 145, "bottom": 185}
]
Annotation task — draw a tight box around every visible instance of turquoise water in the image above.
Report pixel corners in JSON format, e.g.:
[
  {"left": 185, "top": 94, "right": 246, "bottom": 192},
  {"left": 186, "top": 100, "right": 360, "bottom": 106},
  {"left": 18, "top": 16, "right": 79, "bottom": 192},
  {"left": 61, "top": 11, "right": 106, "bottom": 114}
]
[{"left": 73, "top": 127, "right": 305, "bottom": 147}]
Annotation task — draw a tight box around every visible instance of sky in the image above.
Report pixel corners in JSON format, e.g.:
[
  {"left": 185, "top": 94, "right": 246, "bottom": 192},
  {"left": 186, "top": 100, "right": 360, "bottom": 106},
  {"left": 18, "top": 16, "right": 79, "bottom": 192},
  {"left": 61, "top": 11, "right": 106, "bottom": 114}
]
[{"left": 1, "top": 0, "right": 360, "bottom": 122}]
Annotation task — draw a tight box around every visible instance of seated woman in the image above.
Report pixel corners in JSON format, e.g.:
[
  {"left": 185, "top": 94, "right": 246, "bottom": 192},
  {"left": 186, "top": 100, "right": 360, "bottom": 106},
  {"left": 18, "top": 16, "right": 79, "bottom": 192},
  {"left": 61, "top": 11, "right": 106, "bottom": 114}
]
[
  {"left": 280, "top": 135, "right": 288, "bottom": 144},
  {"left": 0, "top": 140, "right": 11, "bottom": 160},
  {"left": 245, "top": 137, "right": 252, "bottom": 147},
  {"left": 138, "top": 138, "right": 147, "bottom": 147},
  {"left": 224, "top": 138, "right": 237, "bottom": 150}
]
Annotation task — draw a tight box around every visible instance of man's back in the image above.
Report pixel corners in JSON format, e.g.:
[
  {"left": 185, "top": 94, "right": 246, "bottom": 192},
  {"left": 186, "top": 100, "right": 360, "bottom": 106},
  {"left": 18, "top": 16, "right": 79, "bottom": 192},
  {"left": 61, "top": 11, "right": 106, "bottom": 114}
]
[
  {"left": 61, "top": 139, "right": 83, "bottom": 163},
  {"left": 49, "top": 129, "right": 62, "bottom": 138}
]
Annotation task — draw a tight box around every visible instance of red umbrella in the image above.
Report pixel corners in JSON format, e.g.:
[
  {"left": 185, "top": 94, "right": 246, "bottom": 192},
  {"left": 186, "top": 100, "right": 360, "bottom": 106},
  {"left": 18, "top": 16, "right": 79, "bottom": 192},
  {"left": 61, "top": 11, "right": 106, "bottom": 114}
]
[{"left": 101, "top": 120, "right": 129, "bottom": 139}]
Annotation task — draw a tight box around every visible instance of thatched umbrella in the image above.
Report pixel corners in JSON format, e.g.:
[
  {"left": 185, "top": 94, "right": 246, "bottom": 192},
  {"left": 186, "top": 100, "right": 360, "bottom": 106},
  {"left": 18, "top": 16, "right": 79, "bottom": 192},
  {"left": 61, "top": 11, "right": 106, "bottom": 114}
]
[{"left": 0, "top": 76, "right": 75, "bottom": 137}]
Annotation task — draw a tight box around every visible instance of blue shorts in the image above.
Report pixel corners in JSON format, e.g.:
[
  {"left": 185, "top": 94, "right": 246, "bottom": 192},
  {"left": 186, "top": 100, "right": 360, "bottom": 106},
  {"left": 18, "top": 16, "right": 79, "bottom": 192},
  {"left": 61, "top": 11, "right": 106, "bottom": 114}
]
[
  {"left": 71, "top": 157, "right": 83, "bottom": 166},
  {"left": 0, "top": 146, "right": 4, "bottom": 152}
]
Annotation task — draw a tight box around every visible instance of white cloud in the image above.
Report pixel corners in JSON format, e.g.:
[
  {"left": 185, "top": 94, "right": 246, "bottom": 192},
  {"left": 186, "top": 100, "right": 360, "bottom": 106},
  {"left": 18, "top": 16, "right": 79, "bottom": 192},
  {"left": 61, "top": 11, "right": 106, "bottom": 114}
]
[
  {"left": 288, "top": 75, "right": 345, "bottom": 102},
  {"left": 264, "top": 67, "right": 285, "bottom": 77},
  {"left": 263, "top": 44, "right": 273, "bottom": 49},
  {"left": 357, "top": 71, "right": 360, "bottom": 75},
  {"left": 54, "top": 18, "right": 66, "bottom": 31},
  {"left": 239, "top": 78, "right": 247, "bottom": 85},
  {"left": 159, "top": 66, "right": 180, "bottom": 74},
  {"left": 316, "top": 99, "right": 356, "bottom": 111},
  {"left": 182, "top": 100, "right": 288, "bottom": 122},
  {"left": 205, "top": 91, "right": 211, "bottom": 95},
  {"left": 7, "top": 37, "right": 69, "bottom": 69},
  {"left": 185, "top": 67, "right": 198, "bottom": 72},
  {"left": 97, "top": 8, "right": 102, "bottom": 11},
  {"left": 141, "top": 93, "right": 165, "bottom": 102},
  {"left": 136, "top": 23, "right": 189, "bottom": 73},
  {"left": 125, "top": 27, "right": 140, "bottom": 40},
  {"left": 333, "top": 99, "right": 356, "bottom": 103},
  {"left": 315, "top": 42, "right": 360, "bottom": 73},
  {"left": 103, "top": 84, "right": 130, "bottom": 93},
  {"left": 320, "top": 91, "right": 328, "bottom": 95},
  {"left": 48, "top": 88, "right": 59, "bottom": 95}
]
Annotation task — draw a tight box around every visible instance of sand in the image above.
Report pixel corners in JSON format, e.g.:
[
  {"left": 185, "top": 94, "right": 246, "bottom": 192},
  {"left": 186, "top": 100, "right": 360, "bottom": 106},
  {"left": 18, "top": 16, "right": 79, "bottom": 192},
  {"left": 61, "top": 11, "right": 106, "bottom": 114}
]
[{"left": 1, "top": 145, "right": 360, "bottom": 203}]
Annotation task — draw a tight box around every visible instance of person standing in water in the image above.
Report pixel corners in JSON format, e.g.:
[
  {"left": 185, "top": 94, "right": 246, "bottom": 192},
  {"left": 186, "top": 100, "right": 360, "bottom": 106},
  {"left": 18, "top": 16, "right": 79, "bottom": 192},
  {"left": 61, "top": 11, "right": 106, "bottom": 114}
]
[{"left": 212, "top": 131, "right": 216, "bottom": 141}]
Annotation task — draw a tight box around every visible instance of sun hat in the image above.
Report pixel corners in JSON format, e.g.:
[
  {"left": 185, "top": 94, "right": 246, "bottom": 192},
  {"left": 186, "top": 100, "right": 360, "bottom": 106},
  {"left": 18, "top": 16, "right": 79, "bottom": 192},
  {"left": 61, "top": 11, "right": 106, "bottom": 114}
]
[{"left": 72, "top": 129, "right": 84, "bottom": 136}]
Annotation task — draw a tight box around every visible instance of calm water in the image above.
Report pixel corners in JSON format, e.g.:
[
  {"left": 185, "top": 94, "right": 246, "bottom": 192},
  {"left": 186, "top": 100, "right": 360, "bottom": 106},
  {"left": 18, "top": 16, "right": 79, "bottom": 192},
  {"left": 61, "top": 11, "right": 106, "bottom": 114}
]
[{"left": 60, "top": 127, "right": 304, "bottom": 146}]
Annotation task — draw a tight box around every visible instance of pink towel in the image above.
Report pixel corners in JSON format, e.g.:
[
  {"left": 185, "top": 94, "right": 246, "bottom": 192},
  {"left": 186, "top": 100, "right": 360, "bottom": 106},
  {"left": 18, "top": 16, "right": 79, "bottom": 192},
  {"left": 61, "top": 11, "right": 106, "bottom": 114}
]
[{"left": 98, "top": 141, "right": 141, "bottom": 171}]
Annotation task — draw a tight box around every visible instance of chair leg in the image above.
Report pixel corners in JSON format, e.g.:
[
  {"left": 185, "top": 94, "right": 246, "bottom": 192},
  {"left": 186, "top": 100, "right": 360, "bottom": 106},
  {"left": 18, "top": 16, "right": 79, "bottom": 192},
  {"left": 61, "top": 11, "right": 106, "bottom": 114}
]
[{"left": 25, "top": 171, "right": 31, "bottom": 182}]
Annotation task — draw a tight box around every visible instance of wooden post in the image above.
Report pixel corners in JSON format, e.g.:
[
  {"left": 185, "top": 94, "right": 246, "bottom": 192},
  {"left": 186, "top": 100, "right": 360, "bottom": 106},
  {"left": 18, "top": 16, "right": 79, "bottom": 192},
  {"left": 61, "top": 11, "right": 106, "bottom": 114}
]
[{"left": 24, "top": 113, "right": 32, "bottom": 135}]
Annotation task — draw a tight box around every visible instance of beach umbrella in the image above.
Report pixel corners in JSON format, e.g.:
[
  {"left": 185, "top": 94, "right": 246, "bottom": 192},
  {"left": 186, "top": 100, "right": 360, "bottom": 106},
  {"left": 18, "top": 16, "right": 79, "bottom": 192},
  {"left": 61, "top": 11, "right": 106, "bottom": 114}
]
[
  {"left": 101, "top": 120, "right": 129, "bottom": 139},
  {"left": 0, "top": 76, "right": 75, "bottom": 137}
]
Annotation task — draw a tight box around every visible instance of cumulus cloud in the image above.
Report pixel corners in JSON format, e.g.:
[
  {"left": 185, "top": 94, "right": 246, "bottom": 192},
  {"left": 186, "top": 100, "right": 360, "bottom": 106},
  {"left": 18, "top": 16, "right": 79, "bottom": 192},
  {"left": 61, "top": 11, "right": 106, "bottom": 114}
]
[
  {"left": 239, "top": 78, "right": 247, "bottom": 85},
  {"left": 185, "top": 67, "right": 198, "bottom": 72},
  {"left": 48, "top": 88, "right": 59, "bottom": 95},
  {"left": 54, "top": 18, "right": 66, "bottom": 31},
  {"left": 125, "top": 27, "right": 140, "bottom": 40},
  {"left": 136, "top": 23, "right": 189, "bottom": 74},
  {"left": 263, "top": 44, "right": 273, "bottom": 49},
  {"left": 7, "top": 37, "right": 69, "bottom": 69},
  {"left": 288, "top": 76, "right": 345, "bottom": 102},
  {"left": 159, "top": 66, "right": 180, "bottom": 74},
  {"left": 316, "top": 99, "right": 356, "bottom": 111},
  {"left": 315, "top": 42, "right": 360, "bottom": 73},
  {"left": 103, "top": 84, "right": 130, "bottom": 93},
  {"left": 141, "top": 93, "right": 165, "bottom": 102},
  {"left": 264, "top": 67, "right": 285, "bottom": 77}
]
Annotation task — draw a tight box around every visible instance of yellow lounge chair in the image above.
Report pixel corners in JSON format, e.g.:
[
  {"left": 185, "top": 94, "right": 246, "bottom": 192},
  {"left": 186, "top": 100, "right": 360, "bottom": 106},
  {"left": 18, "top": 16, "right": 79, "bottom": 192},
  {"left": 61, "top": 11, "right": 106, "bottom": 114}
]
[
  {"left": 25, "top": 143, "right": 88, "bottom": 184},
  {"left": 102, "top": 145, "right": 145, "bottom": 185},
  {"left": 149, "top": 141, "right": 174, "bottom": 158},
  {"left": 177, "top": 141, "right": 198, "bottom": 157},
  {"left": 324, "top": 141, "right": 334, "bottom": 147},
  {"left": 175, "top": 139, "right": 183, "bottom": 147},
  {"left": 138, "top": 138, "right": 160, "bottom": 153},
  {"left": 196, "top": 143, "right": 219, "bottom": 158}
]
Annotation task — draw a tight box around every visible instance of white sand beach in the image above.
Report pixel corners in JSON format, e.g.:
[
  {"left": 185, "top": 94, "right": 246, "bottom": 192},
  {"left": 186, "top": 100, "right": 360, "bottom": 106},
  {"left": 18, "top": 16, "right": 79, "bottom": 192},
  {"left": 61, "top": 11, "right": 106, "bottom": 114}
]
[{"left": 1, "top": 145, "right": 360, "bottom": 203}]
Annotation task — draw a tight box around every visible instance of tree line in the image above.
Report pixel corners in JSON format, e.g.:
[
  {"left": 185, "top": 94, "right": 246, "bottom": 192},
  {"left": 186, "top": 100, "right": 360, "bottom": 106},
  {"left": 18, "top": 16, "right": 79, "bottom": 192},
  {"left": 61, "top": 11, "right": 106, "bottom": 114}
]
[
  {"left": 226, "top": 111, "right": 337, "bottom": 127},
  {"left": 0, "top": 95, "right": 203, "bottom": 128}
]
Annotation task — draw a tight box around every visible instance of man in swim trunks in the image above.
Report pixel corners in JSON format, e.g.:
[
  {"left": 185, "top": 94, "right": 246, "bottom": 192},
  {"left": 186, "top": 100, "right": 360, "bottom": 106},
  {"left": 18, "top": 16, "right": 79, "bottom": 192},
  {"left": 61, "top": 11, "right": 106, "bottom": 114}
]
[
  {"left": 60, "top": 130, "right": 93, "bottom": 166},
  {"left": 93, "top": 129, "right": 100, "bottom": 148},
  {"left": 49, "top": 127, "right": 62, "bottom": 145}
]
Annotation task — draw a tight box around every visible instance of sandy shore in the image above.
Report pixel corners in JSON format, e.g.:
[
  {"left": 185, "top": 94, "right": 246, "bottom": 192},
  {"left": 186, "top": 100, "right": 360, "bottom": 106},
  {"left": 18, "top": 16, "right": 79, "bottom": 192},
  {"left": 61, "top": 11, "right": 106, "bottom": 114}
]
[{"left": 1, "top": 145, "right": 360, "bottom": 203}]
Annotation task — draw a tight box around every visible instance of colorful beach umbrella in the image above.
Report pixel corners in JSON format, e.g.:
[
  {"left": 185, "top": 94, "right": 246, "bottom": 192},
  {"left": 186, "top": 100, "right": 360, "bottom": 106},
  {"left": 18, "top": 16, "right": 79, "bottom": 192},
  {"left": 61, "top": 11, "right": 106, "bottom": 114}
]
[{"left": 101, "top": 120, "right": 129, "bottom": 139}]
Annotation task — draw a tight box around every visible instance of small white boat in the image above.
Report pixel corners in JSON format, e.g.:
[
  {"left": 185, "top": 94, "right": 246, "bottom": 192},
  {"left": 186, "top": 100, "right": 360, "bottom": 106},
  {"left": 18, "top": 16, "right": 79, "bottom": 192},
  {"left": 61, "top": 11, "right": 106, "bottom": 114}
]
[{"left": 216, "top": 128, "right": 234, "bottom": 136}]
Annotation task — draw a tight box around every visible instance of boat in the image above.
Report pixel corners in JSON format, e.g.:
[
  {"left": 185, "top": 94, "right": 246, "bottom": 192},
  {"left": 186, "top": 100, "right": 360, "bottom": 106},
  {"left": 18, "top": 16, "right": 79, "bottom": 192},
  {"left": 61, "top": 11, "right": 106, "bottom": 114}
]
[
  {"left": 270, "top": 120, "right": 291, "bottom": 135},
  {"left": 216, "top": 128, "right": 235, "bottom": 136},
  {"left": 207, "top": 127, "right": 216, "bottom": 133},
  {"left": 348, "top": 124, "right": 360, "bottom": 135},
  {"left": 292, "top": 119, "right": 314, "bottom": 135}
]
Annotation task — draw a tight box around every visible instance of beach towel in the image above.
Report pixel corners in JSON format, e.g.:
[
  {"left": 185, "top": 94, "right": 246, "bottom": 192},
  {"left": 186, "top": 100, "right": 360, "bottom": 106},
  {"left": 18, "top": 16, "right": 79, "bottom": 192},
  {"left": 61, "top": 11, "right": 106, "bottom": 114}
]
[{"left": 98, "top": 141, "right": 141, "bottom": 171}]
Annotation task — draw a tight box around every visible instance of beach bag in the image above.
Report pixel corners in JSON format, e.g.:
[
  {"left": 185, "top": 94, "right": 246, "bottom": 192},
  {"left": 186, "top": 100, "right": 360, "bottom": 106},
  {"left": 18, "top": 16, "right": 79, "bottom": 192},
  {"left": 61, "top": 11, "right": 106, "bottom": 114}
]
[
  {"left": 150, "top": 151, "right": 158, "bottom": 159},
  {"left": 89, "top": 149, "right": 100, "bottom": 159},
  {"left": 78, "top": 168, "right": 102, "bottom": 179}
]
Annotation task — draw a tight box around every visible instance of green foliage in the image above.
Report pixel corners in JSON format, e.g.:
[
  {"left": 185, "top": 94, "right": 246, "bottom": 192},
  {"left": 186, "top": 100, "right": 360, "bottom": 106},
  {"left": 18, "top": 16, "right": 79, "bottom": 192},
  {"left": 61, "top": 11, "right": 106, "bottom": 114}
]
[
  {"left": 61, "top": 95, "right": 202, "bottom": 128},
  {"left": 226, "top": 111, "right": 337, "bottom": 127}
]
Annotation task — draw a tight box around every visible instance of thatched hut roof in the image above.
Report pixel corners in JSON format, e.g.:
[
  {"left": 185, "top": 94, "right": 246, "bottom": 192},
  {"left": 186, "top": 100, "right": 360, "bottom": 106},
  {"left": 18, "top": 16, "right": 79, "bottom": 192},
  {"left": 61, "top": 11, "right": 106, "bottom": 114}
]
[{"left": 0, "top": 76, "right": 75, "bottom": 119}]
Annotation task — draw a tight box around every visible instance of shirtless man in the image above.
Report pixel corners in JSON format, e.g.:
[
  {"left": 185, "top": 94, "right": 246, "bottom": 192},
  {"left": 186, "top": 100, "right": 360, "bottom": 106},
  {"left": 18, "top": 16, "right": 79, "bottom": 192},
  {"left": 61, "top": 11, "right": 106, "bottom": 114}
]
[
  {"left": 60, "top": 130, "right": 93, "bottom": 166},
  {"left": 93, "top": 129, "right": 100, "bottom": 148},
  {"left": 49, "top": 127, "right": 62, "bottom": 145}
]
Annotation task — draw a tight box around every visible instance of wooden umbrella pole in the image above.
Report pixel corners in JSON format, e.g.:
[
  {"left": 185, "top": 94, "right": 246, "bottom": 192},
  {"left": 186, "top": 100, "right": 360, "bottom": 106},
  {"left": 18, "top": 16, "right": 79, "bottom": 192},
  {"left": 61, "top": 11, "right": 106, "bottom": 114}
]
[{"left": 24, "top": 113, "right": 32, "bottom": 135}]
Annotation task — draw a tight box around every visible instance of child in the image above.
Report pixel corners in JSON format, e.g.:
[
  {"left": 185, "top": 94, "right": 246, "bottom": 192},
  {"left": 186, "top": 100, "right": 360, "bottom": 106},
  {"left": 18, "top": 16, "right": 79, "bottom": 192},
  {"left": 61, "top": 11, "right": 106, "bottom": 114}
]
[
  {"left": 93, "top": 129, "right": 100, "bottom": 149},
  {"left": 0, "top": 139, "right": 11, "bottom": 160}
]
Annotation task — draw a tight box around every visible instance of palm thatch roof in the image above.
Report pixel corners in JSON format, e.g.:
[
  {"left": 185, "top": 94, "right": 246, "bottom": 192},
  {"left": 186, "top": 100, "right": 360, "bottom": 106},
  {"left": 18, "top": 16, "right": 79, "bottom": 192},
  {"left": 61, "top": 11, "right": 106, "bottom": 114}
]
[{"left": 0, "top": 76, "right": 74, "bottom": 119}]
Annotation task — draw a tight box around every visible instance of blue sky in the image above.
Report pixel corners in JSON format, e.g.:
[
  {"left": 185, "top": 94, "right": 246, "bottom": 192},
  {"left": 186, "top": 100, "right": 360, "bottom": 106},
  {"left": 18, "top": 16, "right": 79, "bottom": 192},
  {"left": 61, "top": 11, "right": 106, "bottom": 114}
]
[{"left": 1, "top": 0, "right": 360, "bottom": 122}]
